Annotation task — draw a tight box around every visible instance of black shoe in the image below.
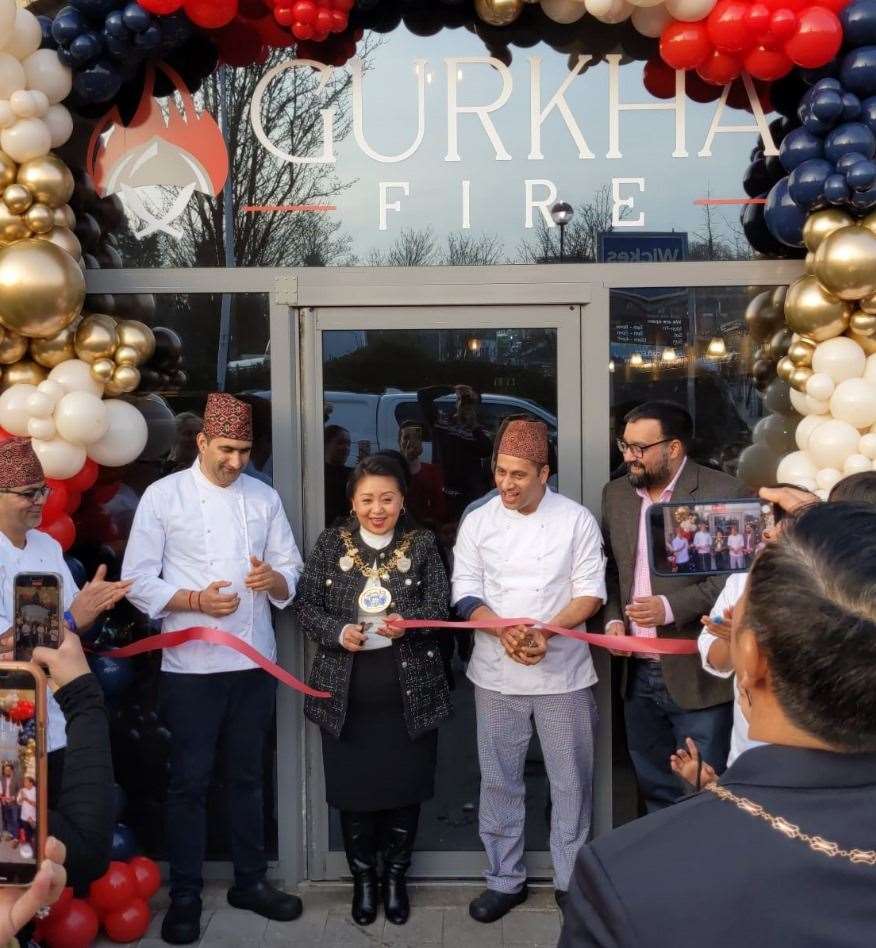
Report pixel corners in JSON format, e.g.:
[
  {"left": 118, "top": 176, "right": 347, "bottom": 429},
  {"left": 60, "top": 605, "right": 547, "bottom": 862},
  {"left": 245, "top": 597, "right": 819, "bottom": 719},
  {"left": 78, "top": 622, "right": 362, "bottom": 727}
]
[
  {"left": 226, "top": 880, "right": 303, "bottom": 921},
  {"left": 161, "top": 899, "right": 202, "bottom": 945},
  {"left": 468, "top": 885, "right": 528, "bottom": 923},
  {"left": 351, "top": 869, "right": 379, "bottom": 925},
  {"left": 379, "top": 806, "right": 419, "bottom": 926},
  {"left": 555, "top": 889, "right": 568, "bottom": 911},
  {"left": 383, "top": 867, "right": 409, "bottom": 926}
]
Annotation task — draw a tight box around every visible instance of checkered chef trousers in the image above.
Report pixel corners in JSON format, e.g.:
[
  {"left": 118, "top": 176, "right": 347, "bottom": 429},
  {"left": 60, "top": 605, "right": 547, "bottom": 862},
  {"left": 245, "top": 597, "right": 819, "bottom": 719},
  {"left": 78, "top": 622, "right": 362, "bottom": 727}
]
[{"left": 474, "top": 685, "right": 598, "bottom": 893}]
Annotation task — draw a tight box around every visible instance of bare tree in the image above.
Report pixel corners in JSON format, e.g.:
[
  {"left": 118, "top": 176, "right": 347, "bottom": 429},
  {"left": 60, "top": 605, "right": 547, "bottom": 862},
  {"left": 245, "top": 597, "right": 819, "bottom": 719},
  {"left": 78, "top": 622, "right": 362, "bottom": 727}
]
[
  {"left": 367, "top": 227, "right": 438, "bottom": 266},
  {"left": 688, "top": 187, "right": 754, "bottom": 261},
  {"left": 517, "top": 185, "right": 620, "bottom": 263},
  {"left": 441, "top": 231, "right": 504, "bottom": 266}
]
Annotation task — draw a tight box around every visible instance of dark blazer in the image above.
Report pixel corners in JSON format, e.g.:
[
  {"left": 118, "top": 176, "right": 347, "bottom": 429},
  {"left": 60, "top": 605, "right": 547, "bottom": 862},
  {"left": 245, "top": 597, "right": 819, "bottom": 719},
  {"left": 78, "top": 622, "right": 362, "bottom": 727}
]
[
  {"left": 293, "top": 522, "right": 452, "bottom": 740},
  {"left": 602, "top": 460, "right": 748, "bottom": 709},
  {"left": 560, "top": 744, "right": 876, "bottom": 948}
]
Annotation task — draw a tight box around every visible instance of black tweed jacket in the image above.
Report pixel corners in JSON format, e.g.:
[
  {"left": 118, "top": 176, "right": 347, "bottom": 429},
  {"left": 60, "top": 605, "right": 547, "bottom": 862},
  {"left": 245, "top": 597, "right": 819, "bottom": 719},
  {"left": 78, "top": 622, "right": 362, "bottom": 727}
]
[{"left": 293, "top": 522, "right": 452, "bottom": 740}]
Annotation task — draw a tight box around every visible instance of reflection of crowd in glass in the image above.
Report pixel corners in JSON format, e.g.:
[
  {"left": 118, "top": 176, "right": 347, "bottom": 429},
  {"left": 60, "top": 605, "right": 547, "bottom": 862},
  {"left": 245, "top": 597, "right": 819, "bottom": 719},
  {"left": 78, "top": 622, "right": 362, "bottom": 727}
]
[{"left": 666, "top": 515, "right": 762, "bottom": 573}]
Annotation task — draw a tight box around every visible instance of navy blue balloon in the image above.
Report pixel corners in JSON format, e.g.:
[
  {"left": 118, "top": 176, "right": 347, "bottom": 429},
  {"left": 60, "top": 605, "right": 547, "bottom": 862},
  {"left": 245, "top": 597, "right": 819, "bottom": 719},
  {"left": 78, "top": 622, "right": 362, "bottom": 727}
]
[
  {"left": 780, "top": 128, "right": 825, "bottom": 172},
  {"left": 69, "top": 30, "right": 103, "bottom": 65},
  {"left": 103, "top": 31, "right": 133, "bottom": 58},
  {"left": 852, "top": 183, "right": 876, "bottom": 209},
  {"left": 51, "top": 7, "right": 87, "bottom": 45},
  {"left": 812, "top": 89, "right": 844, "bottom": 124},
  {"left": 63, "top": 555, "right": 87, "bottom": 588},
  {"left": 841, "top": 47, "right": 876, "bottom": 98},
  {"left": 841, "top": 0, "right": 876, "bottom": 48},
  {"left": 862, "top": 95, "right": 876, "bottom": 133},
  {"left": 112, "top": 783, "right": 127, "bottom": 822},
  {"left": 110, "top": 823, "right": 138, "bottom": 861},
  {"left": 825, "top": 172, "right": 852, "bottom": 203},
  {"left": 825, "top": 122, "right": 876, "bottom": 161},
  {"left": 842, "top": 92, "right": 863, "bottom": 120},
  {"left": 802, "top": 111, "right": 832, "bottom": 135},
  {"left": 55, "top": 46, "right": 76, "bottom": 68},
  {"left": 122, "top": 2, "right": 152, "bottom": 33},
  {"left": 765, "top": 178, "right": 807, "bottom": 248},
  {"left": 88, "top": 654, "right": 134, "bottom": 698},
  {"left": 70, "top": 0, "right": 122, "bottom": 17},
  {"left": 104, "top": 10, "right": 128, "bottom": 38},
  {"left": 38, "top": 15, "right": 57, "bottom": 50},
  {"left": 788, "top": 159, "right": 834, "bottom": 207},
  {"left": 157, "top": 11, "right": 192, "bottom": 48},
  {"left": 134, "top": 24, "right": 161, "bottom": 50},
  {"left": 837, "top": 150, "right": 867, "bottom": 171},
  {"left": 848, "top": 157, "right": 876, "bottom": 189},
  {"left": 72, "top": 58, "right": 122, "bottom": 102}
]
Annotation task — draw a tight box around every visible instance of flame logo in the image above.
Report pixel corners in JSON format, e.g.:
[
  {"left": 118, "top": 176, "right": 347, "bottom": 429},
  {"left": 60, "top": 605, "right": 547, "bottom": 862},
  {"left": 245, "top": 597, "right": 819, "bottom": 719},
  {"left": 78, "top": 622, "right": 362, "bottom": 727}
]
[{"left": 87, "top": 64, "right": 229, "bottom": 238}]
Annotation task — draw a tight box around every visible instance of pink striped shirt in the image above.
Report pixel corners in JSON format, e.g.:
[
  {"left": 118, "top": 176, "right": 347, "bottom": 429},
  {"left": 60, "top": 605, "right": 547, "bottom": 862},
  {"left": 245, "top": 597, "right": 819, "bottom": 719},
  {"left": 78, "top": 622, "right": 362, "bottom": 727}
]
[{"left": 630, "top": 458, "right": 687, "bottom": 660}]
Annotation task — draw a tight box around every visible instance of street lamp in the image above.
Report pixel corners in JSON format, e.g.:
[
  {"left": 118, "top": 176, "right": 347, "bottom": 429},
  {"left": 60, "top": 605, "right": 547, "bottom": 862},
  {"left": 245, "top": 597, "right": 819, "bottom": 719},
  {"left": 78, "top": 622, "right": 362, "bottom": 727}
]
[{"left": 550, "top": 201, "right": 574, "bottom": 262}]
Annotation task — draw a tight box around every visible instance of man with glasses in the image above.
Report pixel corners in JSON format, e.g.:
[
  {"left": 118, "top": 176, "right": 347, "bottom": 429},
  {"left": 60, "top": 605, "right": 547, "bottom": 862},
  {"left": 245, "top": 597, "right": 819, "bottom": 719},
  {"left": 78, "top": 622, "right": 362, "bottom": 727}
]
[
  {"left": 0, "top": 437, "right": 130, "bottom": 798},
  {"left": 602, "top": 401, "right": 746, "bottom": 810}
]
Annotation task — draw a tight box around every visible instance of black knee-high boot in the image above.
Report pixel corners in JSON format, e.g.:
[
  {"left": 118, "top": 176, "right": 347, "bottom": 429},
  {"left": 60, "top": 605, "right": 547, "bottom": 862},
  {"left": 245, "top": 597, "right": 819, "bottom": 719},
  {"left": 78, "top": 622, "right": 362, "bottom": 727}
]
[
  {"left": 340, "top": 811, "right": 379, "bottom": 926},
  {"left": 379, "top": 805, "right": 420, "bottom": 925}
]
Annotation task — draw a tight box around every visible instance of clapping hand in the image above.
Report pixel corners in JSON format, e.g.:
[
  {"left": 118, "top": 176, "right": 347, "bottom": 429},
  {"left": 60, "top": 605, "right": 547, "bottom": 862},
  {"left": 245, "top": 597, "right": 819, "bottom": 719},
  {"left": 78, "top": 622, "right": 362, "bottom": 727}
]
[
  {"left": 70, "top": 564, "right": 132, "bottom": 629},
  {"left": 245, "top": 556, "right": 276, "bottom": 592},
  {"left": 198, "top": 581, "right": 240, "bottom": 617}
]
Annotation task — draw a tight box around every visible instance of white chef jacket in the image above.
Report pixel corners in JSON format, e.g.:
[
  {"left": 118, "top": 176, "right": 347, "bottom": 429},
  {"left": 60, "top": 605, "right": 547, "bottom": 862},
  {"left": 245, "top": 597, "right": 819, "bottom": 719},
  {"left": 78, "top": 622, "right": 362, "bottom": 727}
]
[
  {"left": 122, "top": 460, "right": 303, "bottom": 675},
  {"left": 697, "top": 570, "right": 766, "bottom": 765},
  {"left": 0, "top": 530, "right": 77, "bottom": 753},
  {"left": 452, "top": 489, "right": 606, "bottom": 695}
]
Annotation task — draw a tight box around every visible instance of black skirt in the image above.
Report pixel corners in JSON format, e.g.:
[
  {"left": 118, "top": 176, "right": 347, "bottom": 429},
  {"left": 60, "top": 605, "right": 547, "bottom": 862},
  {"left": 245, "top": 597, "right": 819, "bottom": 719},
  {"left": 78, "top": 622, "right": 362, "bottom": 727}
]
[{"left": 321, "top": 645, "right": 438, "bottom": 811}]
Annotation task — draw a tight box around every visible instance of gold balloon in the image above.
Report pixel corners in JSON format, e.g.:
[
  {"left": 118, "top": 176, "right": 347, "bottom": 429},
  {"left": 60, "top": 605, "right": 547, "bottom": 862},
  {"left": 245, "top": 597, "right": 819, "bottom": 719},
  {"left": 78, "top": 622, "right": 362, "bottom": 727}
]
[
  {"left": 52, "top": 205, "right": 75, "bottom": 230},
  {"left": 3, "top": 184, "right": 31, "bottom": 215},
  {"left": 860, "top": 292, "right": 876, "bottom": 315},
  {"left": 744, "top": 290, "right": 784, "bottom": 343},
  {"left": 767, "top": 327, "right": 793, "bottom": 360},
  {"left": 813, "top": 225, "right": 876, "bottom": 300},
  {"left": 474, "top": 0, "right": 524, "bottom": 25},
  {"left": 0, "top": 203, "right": 26, "bottom": 245},
  {"left": 789, "top": 365, "right": 814, "bottom": 392},
  {"left": 0, "top": 331, "right": 26, "bottom": 364},
  {"left": 113, "top": 344, "right": 140, "bottom": 366},
  {"left": 30, "top": 322, "right": 77, "bottom": 368},
  {"left": 0, "top": 152, "right": 15, "bottom": 189},
  {"left": 0, "top": 239, "right": 85, "bottom": 339},
  {"left": 105, "top": 364, "right": 140, "bottom": 396},
  {"left": 74, "top": 313, "right": 118, "bottom": 363},
  {"left": 849, "top": 329, "right": 876, "bottom": 355},
  {"left": 804, "top": 208, "right": 855, "bottom": 253},
  {"left": 776, "top": 356, "right": 795, "bottom": 382},
  {"left": 16, "top": 155, "right": 75, "bottom": 209},
  {"left": 784, "top": 274, "right": 852, "bottom": 342},
  {"left": 771, "top": 285, "right": 787, "bottom": 311},
  {"left": 0, "top": 359, "right": 46, "bottom": 391},
  {"left": 90, "top": 357, "right": 115, "bottom": 384},
  {"left": 40, "top": 226, "right": 81, "bottom": 260},
  {"left": 850, "top": 311, "right": 876, "bottom": 338},
  {"left": 805, "top": 252, "right": 816, "bottom": 274},
  {"left": 24, "top": 202, "right": 54, "bottom": 235},
  {"left": 788, "top": 336, "right": 817, "bottom": 367},
  {"left": 116, "top": 319, "right": 155, "bottom": 364}
]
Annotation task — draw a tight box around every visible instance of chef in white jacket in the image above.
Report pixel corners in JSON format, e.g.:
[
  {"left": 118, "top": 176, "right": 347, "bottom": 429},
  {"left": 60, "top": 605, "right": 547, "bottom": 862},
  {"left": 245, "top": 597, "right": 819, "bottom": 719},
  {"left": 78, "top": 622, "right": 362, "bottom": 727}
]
[{"left": 122, "top": 393, "right": 304, "bottom": 946}]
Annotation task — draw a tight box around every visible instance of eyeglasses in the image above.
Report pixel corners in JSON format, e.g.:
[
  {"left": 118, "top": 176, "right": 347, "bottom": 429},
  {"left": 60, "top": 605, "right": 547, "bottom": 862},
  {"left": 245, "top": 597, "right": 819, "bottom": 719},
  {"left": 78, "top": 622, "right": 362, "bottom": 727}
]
[
  {"left": 0, "top": 486, "right": 50, "bottom": 502},
  {"left": 616, "top": 438, "right": 674, "bottom": 460}
]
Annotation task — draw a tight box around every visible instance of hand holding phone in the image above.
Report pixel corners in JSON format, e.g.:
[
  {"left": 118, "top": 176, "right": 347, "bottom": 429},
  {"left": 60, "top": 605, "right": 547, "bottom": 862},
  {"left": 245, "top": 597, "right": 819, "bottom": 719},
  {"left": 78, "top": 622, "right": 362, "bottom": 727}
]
[
  {"left": 13, "top": 574, "right": 61, "bottom": 663},
  {"left": 32, "top": 632, "right": 90, "bottom": 694}
]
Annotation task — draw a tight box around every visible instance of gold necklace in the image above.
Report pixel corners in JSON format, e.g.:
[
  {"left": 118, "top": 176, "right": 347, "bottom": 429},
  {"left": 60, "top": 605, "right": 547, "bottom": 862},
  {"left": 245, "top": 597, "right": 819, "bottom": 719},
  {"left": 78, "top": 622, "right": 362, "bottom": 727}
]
[
  {"left": 338, "top": 529, "right": 414, "bottom": 580},
  {"left": 706, "top": 783, "right": 876, "bottom": 866}
]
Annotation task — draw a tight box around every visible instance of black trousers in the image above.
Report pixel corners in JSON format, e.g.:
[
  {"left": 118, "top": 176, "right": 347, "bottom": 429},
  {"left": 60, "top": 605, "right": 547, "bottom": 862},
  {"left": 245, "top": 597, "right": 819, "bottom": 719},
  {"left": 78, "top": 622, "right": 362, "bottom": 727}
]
[{"left": 160, "top": 669, "right": 277, "bottom": 902}]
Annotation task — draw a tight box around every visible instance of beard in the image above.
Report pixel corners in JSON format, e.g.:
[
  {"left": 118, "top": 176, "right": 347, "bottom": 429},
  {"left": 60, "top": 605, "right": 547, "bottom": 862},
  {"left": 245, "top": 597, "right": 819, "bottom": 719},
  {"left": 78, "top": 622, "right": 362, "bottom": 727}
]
[{"left": 627, "top": 455, "right": 672, "bottom": 489}]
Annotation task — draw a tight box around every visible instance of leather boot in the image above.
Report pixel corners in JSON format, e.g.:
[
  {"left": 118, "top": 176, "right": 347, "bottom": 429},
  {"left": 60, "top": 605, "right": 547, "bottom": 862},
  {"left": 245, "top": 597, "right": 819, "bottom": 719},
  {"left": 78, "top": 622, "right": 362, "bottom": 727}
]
[
  {"left": 340, "top": 811, "right": 379, "bottom": 926},
  {"left": 380, "top": 805, "right": 419, "bottom": 926}
]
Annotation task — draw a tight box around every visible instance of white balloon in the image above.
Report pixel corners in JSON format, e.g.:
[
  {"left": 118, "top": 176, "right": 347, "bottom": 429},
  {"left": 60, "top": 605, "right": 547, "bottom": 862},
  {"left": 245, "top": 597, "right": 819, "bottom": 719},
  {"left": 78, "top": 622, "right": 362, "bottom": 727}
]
[
  {"left": 795, "top": 414, "right": 829, "bottom": 451},
  {"left": 859, "top": 432, "right": 876, "bottom": 459},
  {"left": 43, "top": 104, "right": 72, "bottom": 149},
  {"left": 790, "top": 386, "right": 830, "bottom": 415},
  {"left": 805, "top": 372, "right": 835, "bottom": 402},
  {"left": 541, "top": 0, "right": 587, "bottom": 22},
  {"left": 815, "top": 488, "right": 830, "bottom": 501},
  {"left": 87, "top": 400, "right": 148, "bottom": 467},
  {"left": 31, "top": 436, "right": 85, "bottom": 480},
  {"left": 28, "top": 90, "right": 48, "bottom": 118},
  {"left": 811, "top": 336, "right": 867, "bottom": 384},
  {"left": 664, "top": 0, "right": 716, "bottom": 20},
  {"left": 27, "top": 416, "right": 54, "bottom": 440},
  {"left": 629, "top": 0, "right": 664, "bottom": 8},
  {"left": 815, "top": 467, "right": 841, "bottom": 490},
  {"left": 807, "top": 419, "right": 862, "bottom": 470},
  {"left": 6, "top": 10, "right": 43, "bottom": 62},
  {"left": 631, "top": 3, "right": 673, "bottom": 35},
  {"left": 24, "top": 390, "right": 53, "bottom": 419},
  {"left": 0, "top": 101, "right": 12, "bottom": 129},
  {"left": 0, "top": 53, "right": 24, "bottom": 100},
  {"left": 0, "top": 117, "right": 50, "bottom": 162},
  {"left": 0, "top": 0, "right": 18, "bottom": 49},
  {"left": 586, "top": 0, "right": 633, "bottom": 21},
  {"left": 48, "top": 360, "right": 104, "bottom": 398},
  {"left": 53, "top": 391, "right": 109, "bottom": 446},
  {"left": 829, "top": 377, "right": 876, "bottom": 429},
  {"left": 844, "top": 453, "right": 872, "bottom": 475},
  {"left": 36, "top": 379, "right": 65, "bottom": 407},
  {"left": 776, "top": 450, "right": 818, "bottom": 487},
  {"left": 797, "top": 477, "right": 818, "bottom": 492},
  {"left": 23, "top": 50, "right": 72, "bottom": 106},
  {"left": 0, "top": 383, "right": 36, "bottom": 436},
  {"left": 9, "top": 90, "right": 36, "bottom": 119},
  {"left": 864, "top": 353, "right": 876, "bottom": 384}
]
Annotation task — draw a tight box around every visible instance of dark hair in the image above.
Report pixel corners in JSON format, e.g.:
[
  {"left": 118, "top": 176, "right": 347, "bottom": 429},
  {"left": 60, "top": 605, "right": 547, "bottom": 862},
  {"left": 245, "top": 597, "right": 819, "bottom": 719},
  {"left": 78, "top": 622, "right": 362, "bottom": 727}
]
[
  {"left": 623, "top": 401, "right": 693, "bottom": 449},
  {"left": 346, "top": 454, "right": 408, "bottom": 501},
  {"left": 746, "top": 503, "right": 876, "bottom": 752},
  {"left": 324, "top": 424, "right": 349, "bottom": 446},
  {"left": 829, "top": 471, "right": 876, "bottom": 505}
]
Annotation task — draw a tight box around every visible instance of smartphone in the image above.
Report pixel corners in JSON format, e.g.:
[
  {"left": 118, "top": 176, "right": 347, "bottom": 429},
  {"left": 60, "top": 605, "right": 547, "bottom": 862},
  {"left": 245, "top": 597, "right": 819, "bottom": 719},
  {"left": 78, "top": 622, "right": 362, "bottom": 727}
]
[
  {"left": 0, "top": 662, "right": 46, "bottom": 884},
  {"left": 648, "top": 499, "right": 780, "bottom": 577},
  {"left": 13, "top": 574, "right": 62, "bottom": 663}
]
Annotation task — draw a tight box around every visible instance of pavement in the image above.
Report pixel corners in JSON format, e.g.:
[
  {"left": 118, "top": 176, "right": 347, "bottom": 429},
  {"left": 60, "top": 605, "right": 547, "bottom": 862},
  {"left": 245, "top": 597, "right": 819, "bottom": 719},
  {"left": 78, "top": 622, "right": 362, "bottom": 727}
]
[{"left": 93, "top": 882, "right": 564, "bottom": 948}]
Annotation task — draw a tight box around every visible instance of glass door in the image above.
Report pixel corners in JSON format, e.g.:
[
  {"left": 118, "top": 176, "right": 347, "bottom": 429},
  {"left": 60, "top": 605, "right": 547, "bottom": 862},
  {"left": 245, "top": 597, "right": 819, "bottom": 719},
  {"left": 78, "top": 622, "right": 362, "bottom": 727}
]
[{"left": 299, "top": 303, "right": 583, "bottom": 879}]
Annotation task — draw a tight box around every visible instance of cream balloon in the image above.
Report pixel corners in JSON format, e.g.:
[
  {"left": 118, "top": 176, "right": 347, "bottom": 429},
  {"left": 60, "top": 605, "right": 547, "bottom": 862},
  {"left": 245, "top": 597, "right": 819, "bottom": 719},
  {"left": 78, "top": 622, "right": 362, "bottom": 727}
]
[
  {"left": 27, "top": 415, "right": 54, "bottom": 441},
  {"left": 0, "top": 54, "right": 24, "bottom": 100},
  {"left": 0, "top": 382, "right": 36, "bottom": 435},
  {"left": 47, "top": 358, "right": 103, "bottom": 397},
  {"left": 811, "top": 336, "right": 867, "bottom": 383},
  {"left": 53, "top": 390, "right": 108, "bottom": 446},
  {"left": 859, "top": 432, "right": 876, "bottom": 458},
  {"left": 776, "top": 450, "right": 818, "bottom": 486},
  {"left": 631, "top": 3, "right": 672, "bottom": 34},
  {"left": 795, "top": 413, "right": 829, "bottom": 451},
  {"left": 6, "top": 10, "right": 42, "bottom": 61},
  {"left": 22, "top": 50, "right": 71, "bottom": 106},
  {"left": 24, "top": 389, "right": 53, "bottom": 419},
  {"left": 0, "top": 0, "right": 17, "bottom": 44},
  {"left": 86, "top": 399, "right": 148, "bottom": 467},
  {"left": 9, "top": 91, "right": 37, "bottom": 119},
  {"left": 807, "top": 419, "right": 862, "bottom": 469},
  {"left": 790, "top": 386, "right": 830, "bottom": 416},
  {"left": 815, "top": 467, "right": 842, "bottom": 490},
  {"left": 0, "top": 117, "right": 50, "bottom": 163},
  {"left": 585, "top": 0, "right": 633, "bottom": 21},
  {"left": 35, "top": 378, "right": 64, "bottom": 407},
  {"left": 844, "top": 453, "right": 873, "bottom": 475},
  {"left": 540, "top": 0, "right": 587, "bottom": 21},
  {"left": 864, "top": 353, "right": 876, "bottom": 384},
  {"left": 829, "top": 377, "right": 876, "bottom": 429},
  {"left": 664, "top": 0, "right": 716, "bottom": 19},
  {"left": 805, "top": 372, "right": 835, "bottom": 402},
  {"left": 31, "top": 435, "right": 85, "bottom": 479},
  {"left": 43, "top": 105, "right": 72, "bottom": 149}
]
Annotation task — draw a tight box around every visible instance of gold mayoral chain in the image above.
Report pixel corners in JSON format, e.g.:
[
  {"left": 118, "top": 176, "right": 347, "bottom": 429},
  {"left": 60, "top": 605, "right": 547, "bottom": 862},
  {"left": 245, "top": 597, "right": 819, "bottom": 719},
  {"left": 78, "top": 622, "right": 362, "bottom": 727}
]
[
  {"left": 338, "top": 530, "right": 414, "bottom": 579},
  {"left": 706, "top": 784, "right": 876, "bottom": 866}
]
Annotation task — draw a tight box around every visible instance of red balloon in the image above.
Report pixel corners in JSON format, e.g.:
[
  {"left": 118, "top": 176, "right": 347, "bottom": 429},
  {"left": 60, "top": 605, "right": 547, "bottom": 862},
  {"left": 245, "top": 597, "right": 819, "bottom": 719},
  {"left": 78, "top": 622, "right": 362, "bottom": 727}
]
[
  {"left": 184, "top": 0, "right": 238, "bottom": 28},
  {"left": 129, "top": 856, "right": 161, "bottom": 900},
  {"left": 292, "top": 19, "right": 314, "bottom": 37},
  {"left": 744, "top": 1, "right": 771, "bottom": 30},
  {"left": 697, "top": 48, "right": 743, "bottom": 85},
  {"left": 65, "top": 490, "right": 82, "bottom": 514},
  {"left": 47, "top": 886, "right": 74, "bottom": 922},
  {"left": 66, "top": 458, "right": 99, "bottom": 494},
  {"left": 315, "top": 6, "right": 333, "bottom": 31},
  {"left": 249, "top": 11, "right": 295, "bottom": 44},
  {"left": 660, "top": 21, "right": 713, "bottom": 70},
  {"left": 40, "top": 482, "right": 68, "bottom": 526},
  {"left": 330, "top": 8, "right": 346, "bottom": 30},
  {"left": 708, "top": 0, "right": 751, "bottom": 53},
  {"left": 103, "top": 897, "right": 150, "bottom": 943},
  {"left": 743, "top": 43, "right": 793, "bottom": 79},
  {"left": 90, "top": 862, "right": 137, "bottom": 914},
  {"left": 213, "top": 19, "right": 264, "bottom": 65},
  {"left": 139, "top": 0, "right": 182, "bottom": 11},
  {"left": 332, "top": 0, "right": 354, "bottom": 9},
  {"left": 42, "top": 513, "right": 75, "bottom": 552},
  {"left": 0, "top": 428, "right": 12, "bottom": 445},
  {"left": 274, "top": 4, "right": 293, "bottom": 23},
  {"left": 785, "top": 6, "right": 842, "bottom": 67},
  {"left": 770, "top": 7, "right": 798, "bottom": 40},
  {"left": 42, "top": 898, "right": 99, "bottom": 948},
  {"left": 643, "top": 58, "right": 677, "bottom": 100},
  {"left": 292, "top": 0, "right": 316, "bottom": 22}
]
